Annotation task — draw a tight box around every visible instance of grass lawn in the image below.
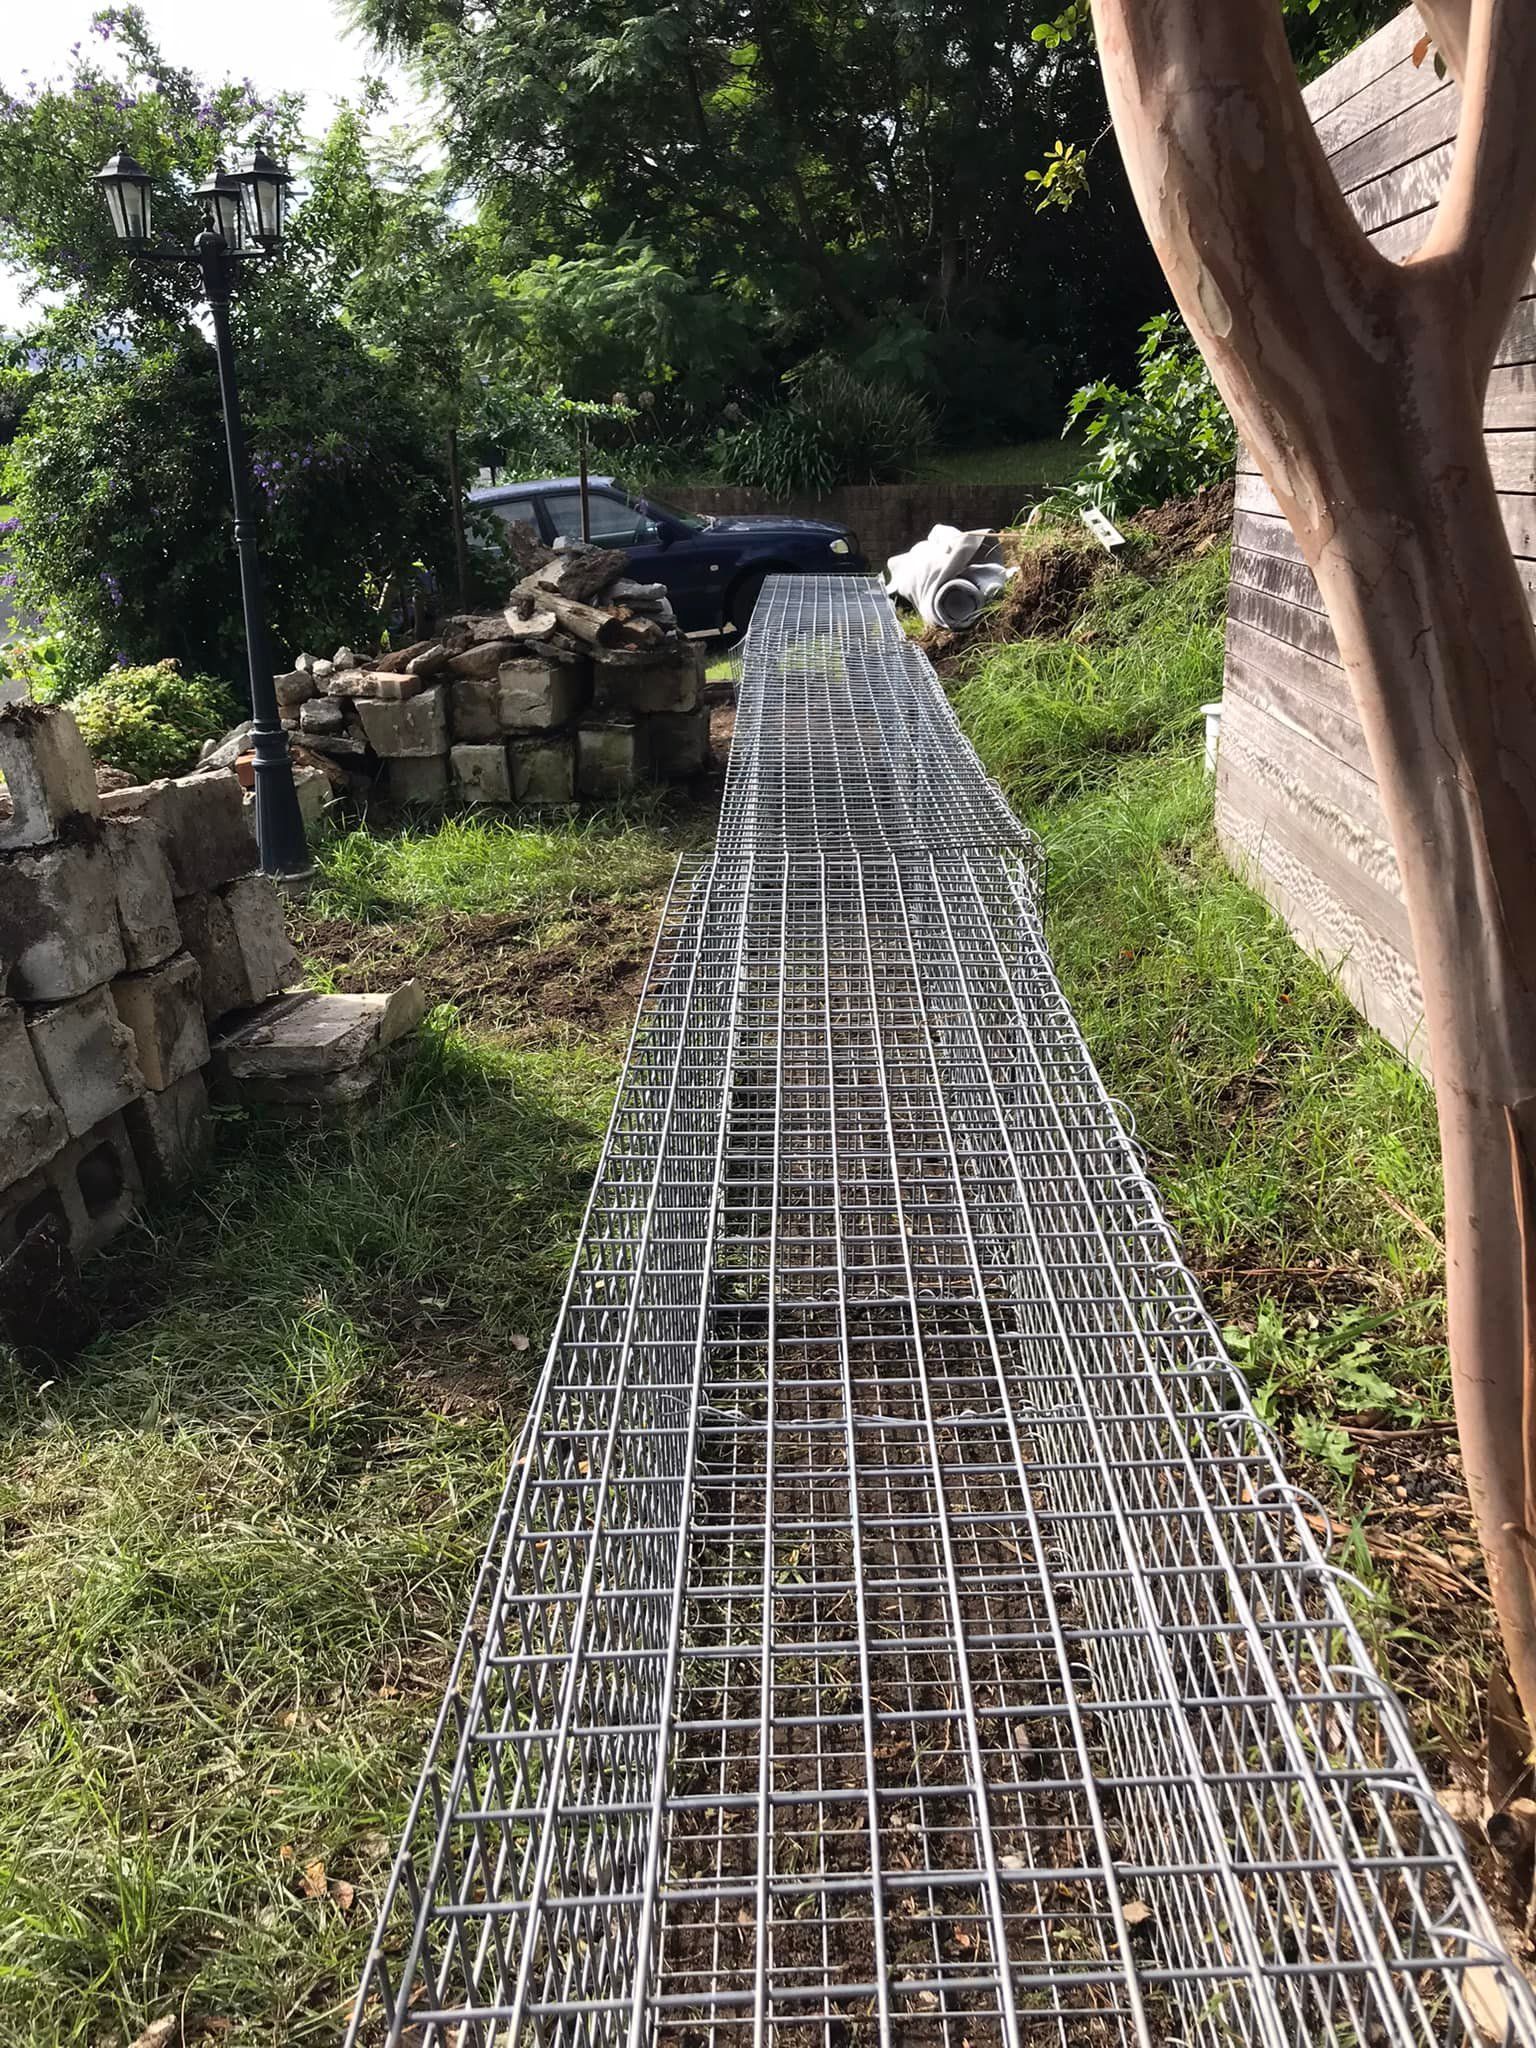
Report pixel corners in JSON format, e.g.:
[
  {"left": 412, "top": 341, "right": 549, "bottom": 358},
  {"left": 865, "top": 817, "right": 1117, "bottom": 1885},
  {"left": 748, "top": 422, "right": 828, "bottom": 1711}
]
[
  {"left": 0, "top": 550, "right": 1484, "bottom": 2043},
  {"left": 0, "top": 800, "right": 715, "bottom": 2046},
  {"left": 954, "top": 549, "right": 1475, "bottom": 1731},
  {"left": 913, "top": 435, "right": 1083, "bottom": 488}
]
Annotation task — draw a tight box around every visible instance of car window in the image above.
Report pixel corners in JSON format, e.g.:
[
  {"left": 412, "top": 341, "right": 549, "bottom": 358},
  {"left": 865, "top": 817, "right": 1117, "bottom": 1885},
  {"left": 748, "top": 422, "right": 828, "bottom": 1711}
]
[
  {"left": 488, "top": 498, "right": 540, "bottom": 532},
  {"left": 543, "top": 491, "right": 657, "bottom": 547}
]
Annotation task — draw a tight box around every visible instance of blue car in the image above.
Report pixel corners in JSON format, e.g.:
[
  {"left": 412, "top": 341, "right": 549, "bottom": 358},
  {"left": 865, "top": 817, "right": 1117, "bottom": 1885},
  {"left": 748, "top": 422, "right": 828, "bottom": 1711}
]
[{"left": 469, "top": 475, "right": 865, "bottom": 637}]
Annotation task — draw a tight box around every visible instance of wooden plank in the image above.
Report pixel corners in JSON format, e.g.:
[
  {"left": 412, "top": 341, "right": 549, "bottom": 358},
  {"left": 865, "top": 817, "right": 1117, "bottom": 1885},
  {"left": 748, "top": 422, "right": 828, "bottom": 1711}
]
[
  {"left": 1231, "top": 544, "right": 1326, "bottom": 616},
  {"left": 1487, "top": 364, "right": 1536, "bottom": 430},
  {"left": 1224, "top": 643, "right": 1372, "bottom": 781},
  {"left": 1235, "top": 467, "right": 1536, "bottom": 557},
  {"left": 1229, "top": 578, "right": 1341, "bottom": 665},
  {"left": 1313, "top": 47, "right": 1447, "bottom": 158},
  {"left": 1217, "top": 803, "right": 1428, "bottom": 1070},
  {"left": 1216, "top": 756, "right": 1411, "bottom": 971},
  {"left": 1233, "top": 507, "right": 1306, "bottom": 567},
  {"left": 1344, "top": 142, "right": 1450, "bottom": 236},
  {"left": 1219, "top": 693, "right": 1402, "bottom": 913},
  {"left": 1303, "top": 10, "right": 1426, "bottom": 123},
  {"left": 1497, "top": 299, "right": 1536, "bottom": 370},
  {"left": 1330, "top": 81, "right": 1457, "bottom": 196},
  {"left": 1485, "top": 433, "right": 1536, "bottom": 492}
]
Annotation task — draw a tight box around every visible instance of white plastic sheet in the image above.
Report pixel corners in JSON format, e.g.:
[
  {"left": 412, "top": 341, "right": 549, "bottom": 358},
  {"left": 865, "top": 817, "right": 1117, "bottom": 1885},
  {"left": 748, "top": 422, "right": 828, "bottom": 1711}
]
[{"left": 883, "top": 524, "right": 1013, "bottom": 629}]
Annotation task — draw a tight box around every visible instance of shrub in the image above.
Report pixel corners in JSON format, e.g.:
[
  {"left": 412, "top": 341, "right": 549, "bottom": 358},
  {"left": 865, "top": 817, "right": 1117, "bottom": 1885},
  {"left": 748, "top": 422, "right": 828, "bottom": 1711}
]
[
  {"left": 70, "top": 660, "right": 238, "bottom": 782},
  {"left": 1067, "top": 313, "right": 1235, "bottom": 516},
  {"left": 717, "top": 363, "right": 933, "bottom": 496},
  {"left": 3, "top": 310, "right": 452, "bottom": 691}
]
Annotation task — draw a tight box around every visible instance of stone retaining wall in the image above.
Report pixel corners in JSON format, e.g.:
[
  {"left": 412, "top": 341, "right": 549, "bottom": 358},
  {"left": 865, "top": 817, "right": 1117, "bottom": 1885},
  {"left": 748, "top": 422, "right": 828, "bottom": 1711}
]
[
  {"left": 0, "top": 705, "right": 419, "bottom": 1358},
  {"left": 278, "top": 643, "right": 710, "bottom": 805}
]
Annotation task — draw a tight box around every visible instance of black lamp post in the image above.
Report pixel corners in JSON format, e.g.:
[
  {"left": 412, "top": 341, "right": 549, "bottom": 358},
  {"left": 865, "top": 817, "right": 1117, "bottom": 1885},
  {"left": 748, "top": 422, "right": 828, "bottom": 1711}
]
[{"left": 95, "top": 143, "right": 310, "bottom": 881}]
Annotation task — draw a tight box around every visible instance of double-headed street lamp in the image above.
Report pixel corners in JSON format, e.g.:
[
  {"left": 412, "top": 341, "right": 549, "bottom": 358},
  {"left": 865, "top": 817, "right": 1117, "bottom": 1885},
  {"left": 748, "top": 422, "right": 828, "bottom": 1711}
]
[{"left": 95, "top": 142, "right": 311, "bottom": 880}]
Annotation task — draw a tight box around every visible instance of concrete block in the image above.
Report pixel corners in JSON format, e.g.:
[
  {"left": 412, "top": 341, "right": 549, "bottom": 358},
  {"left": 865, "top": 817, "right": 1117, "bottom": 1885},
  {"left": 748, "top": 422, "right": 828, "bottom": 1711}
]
[
  {"left": 111, "top": 952, "right": 209, "bottom": 1091},
  {"left": 179, "top": 877, "right": 298, "bottom": 1024},
  {"left": 274, "top": 668, "right": 315, "bottom": 709},
  {"left": 100, "top": 771, "right": 259, "bottom": 896},
  {"left": 242, "top": 764, "right": 331, "bottom": 834},
  {"left": 0, "top": 1111, "right": 145, "bottom": 1262},
  {"left": 104, "top": 813, "right": 180, "bottom": 971},
  {"left": 591, "top": 651, "right": 701, "bottom": 717},
  {"left": 299, "top": 697, "right": 347, "bottom": 735},
  {"left": 386, "top": 755, "right": 449, "bottom": 805},
  {"left": 221, "top": 874, "right": 301, "bottom": 1005},
  {"left": 211, "top": 981, "right": 426, "bottom": 1080},
  {"left": 27, "top": 986, "right": 143, "bottom": 1139},
  {"left": 510, "top": 736, "right": 576, "bottom": 806},
  {"left": 0, "top": 704, "right": 100, "bottom": 852},
  {"left": 175, "top": 891, "right": 242, "bottom": 1023},
  {"left": 0, "top": 838, "right": 125, "bottom": 1001},
  {"left": 200, "top": 720, "right": 254, "bottom": 769},
  {"left": 0, "top": 998, "right": 67, "bottom": 1189},
  {"left": 448, "top": 676, "right": 502, "bottom": 744},
  {"left": 227, "top": 1063, "right": 386, "bottom": 1110},
  {"left": 577, "top": 722, "right": 642, "bottom": 800},
  {"left": 345, "top": 669, "right": 423, "bottom": 703},
  {"left": 123, "top": 1070, "right": 214, "bottom": 1195},
  {"left": 499, "top": 660, "right": 585, "bottom": 732},
  {"left": 357, "top": 686, "right": 448, "bottom": 758},
  {"left": 293, "top": 765, "right": 331, "bottom": 830},
  {"left": 450, "top": 744, "right": 513, "bottom": 805},
  {"left": 647, "top": 706, "right": 712, "bottom": 780},
  {"left": 297, "top": 732, "right": 369, "bottom": 764}
]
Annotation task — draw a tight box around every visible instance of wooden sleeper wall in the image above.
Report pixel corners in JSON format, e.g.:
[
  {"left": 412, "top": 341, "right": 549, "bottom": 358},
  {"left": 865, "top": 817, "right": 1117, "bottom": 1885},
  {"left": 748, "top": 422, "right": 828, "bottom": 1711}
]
[{"left": 1216, "top": 7, "right": 1536, "bottom": 1075}]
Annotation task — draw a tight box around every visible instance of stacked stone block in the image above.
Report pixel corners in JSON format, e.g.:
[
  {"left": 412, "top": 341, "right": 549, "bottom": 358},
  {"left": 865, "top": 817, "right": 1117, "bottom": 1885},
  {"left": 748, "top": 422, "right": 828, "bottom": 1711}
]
[
  {"left": 0, "top": 707, "right": 298, "bottom": 1352},
  {"left": 272, "top": 640, "right": 711, "bottom": 807}
]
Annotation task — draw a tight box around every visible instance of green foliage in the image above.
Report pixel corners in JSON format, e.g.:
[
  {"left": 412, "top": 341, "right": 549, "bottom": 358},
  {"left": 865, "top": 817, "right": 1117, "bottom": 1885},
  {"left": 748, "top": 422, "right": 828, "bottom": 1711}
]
[
  {"left": 69, "top": 658, "right": 236, "bottom": 780},
  {"left": 952, "top": 544, "right": 1229, "bottom": 805},
  {"left": 1026, "top": 139, "right": 1092, "bottom": 212},
  {"left": 1067, "top": 314, "right": 1236, "bottom": 517},
  {"left": 348, "top": 0, "right": 1167, "bottom": 437},
  {"left": 0, "top": 22, "right": 453, "bottom": 684},
  {"left": 504, "top": 242, "right": 759, "bottom": 415},
  {"left": 1229, "top": 1302, "right": 1429, "bottom": 1487},
  {"left": 4, "top": 318, "right": 449, "bottom": 686},
  {"left": 1030, "top": 1, "right": 1090, "bottom": 46},
  {"left": 716, "top": 363, "right": 933, "bottom": 495},
  {"left": 956, "top": 548, "right": 1449, "bottom": 1506}
]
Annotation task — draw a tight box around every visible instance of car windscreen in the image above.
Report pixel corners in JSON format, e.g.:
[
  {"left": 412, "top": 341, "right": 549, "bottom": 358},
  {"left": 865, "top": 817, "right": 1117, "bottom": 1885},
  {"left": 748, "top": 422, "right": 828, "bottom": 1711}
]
[{"left": 633, "top": 491, "right": 711, "bottom": 532}]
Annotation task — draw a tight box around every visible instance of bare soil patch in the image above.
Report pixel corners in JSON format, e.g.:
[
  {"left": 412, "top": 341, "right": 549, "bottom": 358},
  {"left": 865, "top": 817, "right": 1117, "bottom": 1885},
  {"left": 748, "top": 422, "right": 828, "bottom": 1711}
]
[{"left": 298, "top": 896, "right": 662, "bottom": 1043}]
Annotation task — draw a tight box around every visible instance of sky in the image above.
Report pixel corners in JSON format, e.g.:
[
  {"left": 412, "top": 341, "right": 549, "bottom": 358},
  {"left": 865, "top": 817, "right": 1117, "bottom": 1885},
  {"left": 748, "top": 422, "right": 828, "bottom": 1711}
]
[{"left": 0, "top": 0, "right": 410, "bottom": 329}]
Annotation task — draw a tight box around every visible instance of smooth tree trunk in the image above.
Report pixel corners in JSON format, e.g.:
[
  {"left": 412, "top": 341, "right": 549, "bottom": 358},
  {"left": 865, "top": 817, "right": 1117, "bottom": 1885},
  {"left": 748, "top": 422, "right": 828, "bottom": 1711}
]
[{"left": 1087, "top": 0, "right": 1536, "bottom": 1726}]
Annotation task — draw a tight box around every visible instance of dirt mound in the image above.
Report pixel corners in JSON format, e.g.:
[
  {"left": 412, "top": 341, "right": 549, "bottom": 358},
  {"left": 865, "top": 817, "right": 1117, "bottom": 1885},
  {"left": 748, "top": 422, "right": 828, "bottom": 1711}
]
[
  {"left": 919, "top": 477, "right": 1234, "bottom": 670},
  {"left": 1132, "top": 474, "right": 1235, "bottom": 555}
]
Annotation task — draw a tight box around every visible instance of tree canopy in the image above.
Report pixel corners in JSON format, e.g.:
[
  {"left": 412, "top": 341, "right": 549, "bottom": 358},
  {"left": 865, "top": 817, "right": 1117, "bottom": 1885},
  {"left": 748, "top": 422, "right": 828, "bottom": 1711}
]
[{"left": 346, "top": 0, "right": 1399, "bottom": 438}]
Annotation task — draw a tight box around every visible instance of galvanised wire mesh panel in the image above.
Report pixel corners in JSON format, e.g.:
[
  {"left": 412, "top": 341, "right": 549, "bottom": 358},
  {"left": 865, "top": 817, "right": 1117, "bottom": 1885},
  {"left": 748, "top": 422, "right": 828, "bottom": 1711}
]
[{"left": 347, "top": 579, "right": 1533, "bottom": 2047}]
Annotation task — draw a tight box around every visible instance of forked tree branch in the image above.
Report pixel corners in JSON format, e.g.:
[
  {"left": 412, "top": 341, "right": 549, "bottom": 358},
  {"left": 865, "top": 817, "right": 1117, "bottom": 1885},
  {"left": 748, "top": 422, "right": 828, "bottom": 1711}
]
[
  {"left": 1416, "top": 0, "right": 1536, "bottom": 375},
  {"left": 1414, "top": 0, "right": 1471, "bottom": 81},
  {"left": 1088, "top": 0, "right": 1392, "bottom": 516}
]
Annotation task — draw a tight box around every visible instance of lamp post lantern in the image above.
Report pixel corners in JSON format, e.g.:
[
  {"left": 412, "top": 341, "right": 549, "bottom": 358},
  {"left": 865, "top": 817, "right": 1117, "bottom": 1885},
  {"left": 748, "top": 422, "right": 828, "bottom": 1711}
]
[{"left": 96, "top": 143, "right": 310, "bottom": 881}]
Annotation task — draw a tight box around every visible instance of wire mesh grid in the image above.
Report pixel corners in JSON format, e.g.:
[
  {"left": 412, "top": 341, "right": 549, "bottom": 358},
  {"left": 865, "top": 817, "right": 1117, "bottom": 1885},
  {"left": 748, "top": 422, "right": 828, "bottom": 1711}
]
[{"left": 347, "top": 579, "right": 1533, "bottom": 2047}]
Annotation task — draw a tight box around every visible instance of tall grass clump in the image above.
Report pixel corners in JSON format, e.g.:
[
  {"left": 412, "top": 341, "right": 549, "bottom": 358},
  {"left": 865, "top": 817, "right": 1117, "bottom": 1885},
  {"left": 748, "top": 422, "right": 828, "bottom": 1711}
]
[{"left": 951, "top": 546, "right": 1229, "bottom": 810}]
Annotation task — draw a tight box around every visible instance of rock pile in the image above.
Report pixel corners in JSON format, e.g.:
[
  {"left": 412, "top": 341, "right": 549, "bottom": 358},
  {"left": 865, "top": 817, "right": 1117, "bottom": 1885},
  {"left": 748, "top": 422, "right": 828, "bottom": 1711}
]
[
  {"left": 268, "top": 537, "right": 710, "bottom": 807},
  {"left": 0, "top": 704, "right": 422, "bottom": 1362}
]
